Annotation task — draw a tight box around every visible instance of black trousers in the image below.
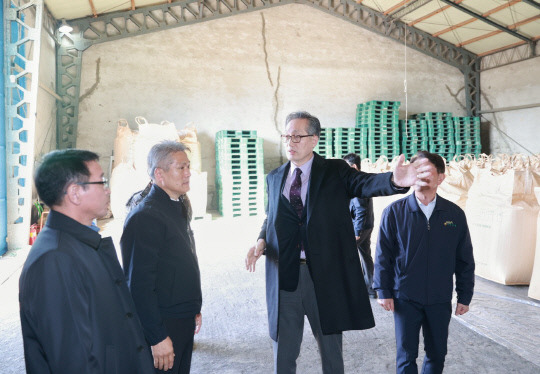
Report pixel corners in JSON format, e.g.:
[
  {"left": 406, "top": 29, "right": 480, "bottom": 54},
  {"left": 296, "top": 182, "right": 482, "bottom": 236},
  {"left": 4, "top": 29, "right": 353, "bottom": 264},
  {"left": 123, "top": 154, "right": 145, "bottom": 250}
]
[
  {"left": 155, "top": 317, "right": 195, "bottom": 374},
  {"left": 394, "top": 299, "right": 452, "bottom": 374}
]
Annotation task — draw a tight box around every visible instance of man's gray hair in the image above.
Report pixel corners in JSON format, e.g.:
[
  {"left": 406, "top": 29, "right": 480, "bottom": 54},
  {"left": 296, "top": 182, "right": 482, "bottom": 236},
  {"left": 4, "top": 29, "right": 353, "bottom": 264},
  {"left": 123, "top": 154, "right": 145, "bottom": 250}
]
[
  {"left": 285, "top": 111, "right": 321, "bottom": 137},
  {"left": 147, "top": 140, "right": 190, "bottom": 179}
]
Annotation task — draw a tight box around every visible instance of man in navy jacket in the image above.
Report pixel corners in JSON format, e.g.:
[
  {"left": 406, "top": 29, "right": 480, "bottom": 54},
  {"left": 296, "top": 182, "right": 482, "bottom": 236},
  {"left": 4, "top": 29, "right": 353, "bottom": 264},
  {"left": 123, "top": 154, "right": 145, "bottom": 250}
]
[{"left": 374, "top": 151, "right": 475, "bottom": 374}]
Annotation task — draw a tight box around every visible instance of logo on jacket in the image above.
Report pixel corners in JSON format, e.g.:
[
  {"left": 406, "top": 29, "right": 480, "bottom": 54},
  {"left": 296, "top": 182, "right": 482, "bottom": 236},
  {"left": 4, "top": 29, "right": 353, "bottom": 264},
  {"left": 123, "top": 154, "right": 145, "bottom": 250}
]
[{"left": 443, "top": 221, "right": 456, "bottom": 227}]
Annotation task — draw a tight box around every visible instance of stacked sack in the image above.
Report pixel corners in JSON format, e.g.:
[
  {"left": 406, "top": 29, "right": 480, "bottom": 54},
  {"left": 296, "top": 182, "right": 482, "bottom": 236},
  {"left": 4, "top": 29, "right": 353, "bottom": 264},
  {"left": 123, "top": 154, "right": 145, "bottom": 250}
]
[
  {"left": 366, "top": 156, "right": 413, "bottom": 258},
  {"left": 465, "top": 154, "right": 540, "bottom": 285},
  {"left": 437, "top": 154, "right": 475, "bottom": 210},
  {"left": 110, "top": 117, "right": 207, "bottom": 221},
  {"left": 530, "top": 187, "right": 540, "bottom": 300}
]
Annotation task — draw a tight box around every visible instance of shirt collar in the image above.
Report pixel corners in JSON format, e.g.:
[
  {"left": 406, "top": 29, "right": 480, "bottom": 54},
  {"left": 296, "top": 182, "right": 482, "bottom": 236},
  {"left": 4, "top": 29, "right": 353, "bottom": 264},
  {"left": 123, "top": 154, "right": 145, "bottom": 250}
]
[
  {"left": 415, "top": 194, "right": 437, "bottom": 208},
  {"left": 46, "top": 210, "right": 102, "bottom": 250},
  {"left": 289, "top": 154, "right": 314, "bottom": 178}
]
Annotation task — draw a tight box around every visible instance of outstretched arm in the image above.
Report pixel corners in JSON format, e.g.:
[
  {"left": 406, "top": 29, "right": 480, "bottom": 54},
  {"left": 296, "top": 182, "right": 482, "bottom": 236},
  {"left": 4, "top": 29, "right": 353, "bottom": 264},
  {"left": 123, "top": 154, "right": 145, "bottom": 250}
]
[{"left": 392, "top": 154, "right": 437, "bottom": 188}]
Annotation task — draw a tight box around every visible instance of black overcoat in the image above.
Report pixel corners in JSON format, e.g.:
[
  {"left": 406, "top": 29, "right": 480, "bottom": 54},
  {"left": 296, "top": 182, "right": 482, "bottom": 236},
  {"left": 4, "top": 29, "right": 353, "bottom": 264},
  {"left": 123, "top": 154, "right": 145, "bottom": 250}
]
[
  {"left": 259, "top": 153, "right": 406, "bottom": 341},
  {"left": 19, "top": 210, "right": 154, "bottom": 374}
]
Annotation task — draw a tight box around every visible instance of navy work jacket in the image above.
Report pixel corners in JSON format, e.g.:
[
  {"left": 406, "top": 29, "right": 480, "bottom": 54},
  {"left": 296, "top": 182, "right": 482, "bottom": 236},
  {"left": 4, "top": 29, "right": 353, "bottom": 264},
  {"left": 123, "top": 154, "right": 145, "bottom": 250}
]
[{"left": 373, "top": 193, "right": 475, "bottom": 306}]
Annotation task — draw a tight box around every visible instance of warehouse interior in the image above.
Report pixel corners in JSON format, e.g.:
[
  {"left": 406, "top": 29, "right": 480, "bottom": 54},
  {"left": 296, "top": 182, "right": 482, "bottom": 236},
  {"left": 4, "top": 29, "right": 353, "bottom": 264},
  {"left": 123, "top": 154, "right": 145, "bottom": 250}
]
[{"left": 1, "top": 0, "right": 540, "bottom": 372}]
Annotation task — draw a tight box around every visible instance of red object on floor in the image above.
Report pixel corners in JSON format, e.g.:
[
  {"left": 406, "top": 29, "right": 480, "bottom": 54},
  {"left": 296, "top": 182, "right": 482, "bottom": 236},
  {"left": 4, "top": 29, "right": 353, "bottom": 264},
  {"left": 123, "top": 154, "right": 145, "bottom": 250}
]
[{"left": 29, "top": 224, "right": 39, "bottom": 245}]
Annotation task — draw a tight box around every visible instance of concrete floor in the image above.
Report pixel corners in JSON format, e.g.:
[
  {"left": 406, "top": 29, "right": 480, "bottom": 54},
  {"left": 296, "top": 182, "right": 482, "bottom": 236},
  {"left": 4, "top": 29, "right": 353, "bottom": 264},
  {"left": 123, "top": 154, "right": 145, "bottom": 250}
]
[{"left": 1, "top": 215, "right": 539, "bottom": 373}]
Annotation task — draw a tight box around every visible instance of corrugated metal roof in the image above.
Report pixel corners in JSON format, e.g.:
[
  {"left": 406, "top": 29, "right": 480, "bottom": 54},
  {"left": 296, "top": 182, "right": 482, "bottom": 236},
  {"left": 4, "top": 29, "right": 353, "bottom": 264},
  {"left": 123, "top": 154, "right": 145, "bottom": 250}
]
[{"left": 45, "top": 0, "right": 540, "bottom": 58}]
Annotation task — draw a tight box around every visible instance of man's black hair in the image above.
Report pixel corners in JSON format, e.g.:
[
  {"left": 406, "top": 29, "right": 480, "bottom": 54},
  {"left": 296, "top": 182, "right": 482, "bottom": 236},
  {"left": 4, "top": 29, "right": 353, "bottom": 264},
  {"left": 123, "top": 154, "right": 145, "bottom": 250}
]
[
  {"left": 343, "top": 153, "right": 361, "bottom": 170},
  {"left": 410, "top": 151, "right": 446, "bottom": 174},
  {"left": 34, "top": 149, "right": 99, "bottom": 207}
]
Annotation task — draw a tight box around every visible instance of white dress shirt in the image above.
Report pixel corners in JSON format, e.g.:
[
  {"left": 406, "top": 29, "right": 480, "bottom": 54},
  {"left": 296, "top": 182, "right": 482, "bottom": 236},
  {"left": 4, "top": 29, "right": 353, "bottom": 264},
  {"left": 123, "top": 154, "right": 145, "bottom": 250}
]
[{"left": 416, "top": 195, "right": 437, "bottom": 220}]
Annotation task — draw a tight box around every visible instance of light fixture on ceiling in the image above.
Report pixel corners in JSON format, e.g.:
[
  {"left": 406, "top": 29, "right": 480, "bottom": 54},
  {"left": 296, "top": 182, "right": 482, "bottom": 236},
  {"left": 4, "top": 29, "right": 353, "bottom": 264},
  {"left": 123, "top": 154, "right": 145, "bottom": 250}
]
[{"left": 58, "top": 19, "right": 73, "bottom": 33}]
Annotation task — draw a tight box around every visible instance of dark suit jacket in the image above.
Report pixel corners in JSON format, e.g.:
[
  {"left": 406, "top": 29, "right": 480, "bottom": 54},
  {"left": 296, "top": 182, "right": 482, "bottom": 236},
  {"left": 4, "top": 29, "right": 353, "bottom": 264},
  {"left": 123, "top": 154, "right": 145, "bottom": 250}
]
[
  {"left": 259, "top": 153, "right": 406, "bottom": 341},
  {"left": 19, "top": 210, "right": 154, "bottom": 374},
  {"left": 121, "top": 184, "right": 202, "bottom": 346}
]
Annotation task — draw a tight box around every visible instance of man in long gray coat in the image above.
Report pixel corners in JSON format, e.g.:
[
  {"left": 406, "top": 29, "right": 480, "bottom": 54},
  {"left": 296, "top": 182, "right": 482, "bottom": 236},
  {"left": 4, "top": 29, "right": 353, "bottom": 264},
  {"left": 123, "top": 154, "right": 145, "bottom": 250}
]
[{"left": 246, "top": 111, "right": 435, "bottom": 373}]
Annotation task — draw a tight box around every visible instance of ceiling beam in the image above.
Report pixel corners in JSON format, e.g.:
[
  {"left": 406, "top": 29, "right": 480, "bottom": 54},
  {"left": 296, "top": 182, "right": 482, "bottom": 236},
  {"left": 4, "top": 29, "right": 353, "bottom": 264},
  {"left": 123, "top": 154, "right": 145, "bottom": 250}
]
[
  {"left": 88, "top": 0, "right": 98, "bottom": 17},
  {"left": 433, "top": 17, "right": 474, "bottom": 37},
  {"left": 437, "top": 0, "right": 531, "bottom": 43},
  {"left": 131, "top": 0, "right": 136, "bottom": 11},
  {"left": 66, "top": 0, "right": 476, "bottom": 69},
  {"left": 478, "top": 40, "right": 527, "bottom": 57},
  {"left": 433, "top": 0, "right": 522, "bottom": 38},
  {"left": 522, "top": 0, "right": 540, "bottom": 10},
  {"left": 384, "top": 0, "right": 416, "bottom": 15},
  {"left": 457, "top": 15, "right": 540, "bottom": 47},
  {"left": 408, "top": 0, "right": 465, "bottom": 26},
  {"left": 389, "top": 0, "right": 433, "bottom": 18}
]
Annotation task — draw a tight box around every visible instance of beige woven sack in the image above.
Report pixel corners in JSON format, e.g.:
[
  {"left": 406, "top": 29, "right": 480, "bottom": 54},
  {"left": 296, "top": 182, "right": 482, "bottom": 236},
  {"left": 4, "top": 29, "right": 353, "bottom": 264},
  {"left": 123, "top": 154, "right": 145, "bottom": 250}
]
[
  {"left": 132, "top": 117, "right": 179, "bottom": 173},
  {"left": 438, "top": 155, "right": 474, "bottom": 210},
  {"left": 179, "top": 125, "right": 202, "bottom": 173},
  {"left": 465, "top": 154, "right": 540, "bottom": 285},
  {"left": 529, "top": 187, "right": 540, "bottom": 300},
  {"left": 113, "top": 119, "right": 135, "bottom": 168}
]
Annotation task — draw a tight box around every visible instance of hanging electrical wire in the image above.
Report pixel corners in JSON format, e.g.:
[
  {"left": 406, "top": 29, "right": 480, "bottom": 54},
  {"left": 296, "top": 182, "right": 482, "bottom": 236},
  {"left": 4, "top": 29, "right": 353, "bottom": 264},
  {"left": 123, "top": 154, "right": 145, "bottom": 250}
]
[{"left": 403, "top": 24, "right": 408, "bottom": 137}]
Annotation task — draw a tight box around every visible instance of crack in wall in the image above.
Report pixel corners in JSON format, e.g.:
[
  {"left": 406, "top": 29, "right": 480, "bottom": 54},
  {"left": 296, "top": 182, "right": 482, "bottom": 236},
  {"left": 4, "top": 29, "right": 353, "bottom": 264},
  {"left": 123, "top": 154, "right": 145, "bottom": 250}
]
[
  {"left": 273, "top": 66, "right": 283, "bottom": 164},
  {"left": 445, "top": 85, "right": 466, "bottom": 111},
  {"left": 261, "top": 13, "right": 273, "bottom": 88},
  {"left": 80, "top": 57, "right": 101, "bottom": 103},
  {"left": 261, "top": 12, "right": 283, "bottom": 164}
]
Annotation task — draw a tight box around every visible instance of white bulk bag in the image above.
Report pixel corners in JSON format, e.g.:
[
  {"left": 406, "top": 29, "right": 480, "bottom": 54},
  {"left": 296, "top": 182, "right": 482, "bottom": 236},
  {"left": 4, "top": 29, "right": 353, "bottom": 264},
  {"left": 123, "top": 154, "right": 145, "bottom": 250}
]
[
  {"left": 465, "top": 156, "right": 540, "bottom": 285},
  {"left": 132, "top": 117, "right": 179, "bottom": 173}
]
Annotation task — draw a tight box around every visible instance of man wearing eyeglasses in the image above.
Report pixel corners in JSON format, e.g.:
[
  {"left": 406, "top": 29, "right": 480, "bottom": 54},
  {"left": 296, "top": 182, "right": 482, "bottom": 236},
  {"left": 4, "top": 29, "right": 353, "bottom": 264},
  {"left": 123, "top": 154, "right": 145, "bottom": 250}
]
[
  {"left": 19, "top": 149, "right": 154, "bottom": 374},
  {"left": 245, "top": 111, "right": 437, "bottom": 374}
]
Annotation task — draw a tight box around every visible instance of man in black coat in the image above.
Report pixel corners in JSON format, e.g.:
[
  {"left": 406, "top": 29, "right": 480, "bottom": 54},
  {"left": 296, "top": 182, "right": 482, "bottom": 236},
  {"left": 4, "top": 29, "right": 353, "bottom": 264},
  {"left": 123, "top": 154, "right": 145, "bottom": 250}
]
[
  {"left": 245, "top": 111, "right": 436, "bottom": 374},
  {"left": 19, "top": 149, "right": 154, "bottom": 374},
  {"left": 121, "top": 141, "right": 202, "bottom": 374}
]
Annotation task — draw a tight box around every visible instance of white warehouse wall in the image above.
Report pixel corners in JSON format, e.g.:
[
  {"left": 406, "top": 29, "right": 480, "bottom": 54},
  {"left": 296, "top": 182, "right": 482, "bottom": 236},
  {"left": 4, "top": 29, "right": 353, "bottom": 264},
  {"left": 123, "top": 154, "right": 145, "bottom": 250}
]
[
  {"left": 75, "top": 4, "right": 468, "bottom": 209},
  {"left": 481, "top": 57, "right": 540, "bottom": 155}
]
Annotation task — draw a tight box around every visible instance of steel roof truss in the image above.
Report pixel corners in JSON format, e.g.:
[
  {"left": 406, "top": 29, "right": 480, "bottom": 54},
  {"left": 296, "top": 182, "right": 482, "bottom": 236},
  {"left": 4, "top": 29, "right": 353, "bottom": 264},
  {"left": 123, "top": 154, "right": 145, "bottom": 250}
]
[
  {"left": 55, "top": 0, "right": 481, "bottom": 149},
  {"left": 437, "top": 0, "right": 532, "bottom": 43}
]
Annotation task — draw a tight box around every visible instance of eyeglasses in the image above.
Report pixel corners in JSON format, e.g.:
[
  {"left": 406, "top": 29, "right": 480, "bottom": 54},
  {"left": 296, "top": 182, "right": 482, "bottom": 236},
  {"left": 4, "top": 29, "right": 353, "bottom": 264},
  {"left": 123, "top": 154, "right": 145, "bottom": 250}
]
[
  {"left": 77, "top": 177, "right": 109, "bottom": 189},
  {"left": 281, "top": 134, "right": 314, "bottom": 144}
]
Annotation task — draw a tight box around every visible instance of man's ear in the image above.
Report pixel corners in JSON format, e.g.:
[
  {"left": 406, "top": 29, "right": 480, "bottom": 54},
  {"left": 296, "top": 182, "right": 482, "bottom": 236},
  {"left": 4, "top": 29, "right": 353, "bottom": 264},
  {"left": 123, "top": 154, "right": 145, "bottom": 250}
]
[
  {"left": 437, "top": 173, "right": 446, "bottom": 185},
  {"left": 64, "top": 183, "right": 82, "bottom": 206},
  {"left": 153, "top": 168, "right": 164, "bottom": 185}
]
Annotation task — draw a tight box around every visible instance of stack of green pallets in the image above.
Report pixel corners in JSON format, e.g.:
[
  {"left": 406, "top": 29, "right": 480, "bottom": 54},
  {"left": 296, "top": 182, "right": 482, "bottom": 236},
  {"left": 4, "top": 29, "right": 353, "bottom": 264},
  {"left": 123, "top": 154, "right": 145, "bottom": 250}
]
[
  {"left": 215, "top": 130, "right": 265, "bottom": 217},
  {"left": 313, "top": 128, "right": 334, "bottom": 158},
  {"left": 400, "top": 119, "right": 429, "bottom": 160},
  {"left": 333, "top": 127, "right": 367, "bottom": 159},
  {"left": 411, "top": 112, "right": 455, "bottom": 162},
  {"left": 356, "top": 100, "right": 401, "bottom": 161},
  {"left": 453, "top": 116, "right": 481, "bottom": 157}
]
